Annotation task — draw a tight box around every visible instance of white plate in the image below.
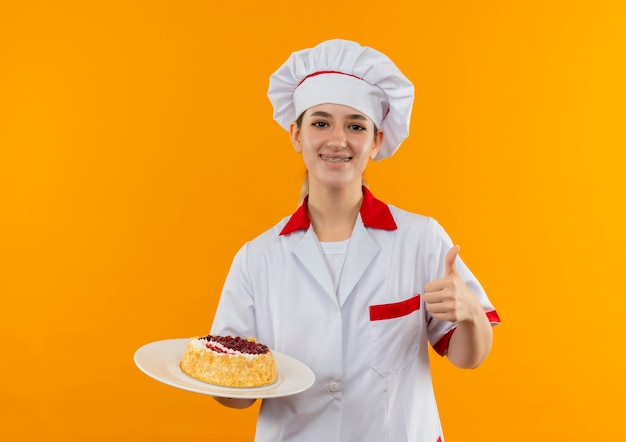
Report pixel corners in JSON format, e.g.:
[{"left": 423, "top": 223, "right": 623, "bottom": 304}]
[{"left": 134, "top": 338, "right": 315, "bottom": 399}]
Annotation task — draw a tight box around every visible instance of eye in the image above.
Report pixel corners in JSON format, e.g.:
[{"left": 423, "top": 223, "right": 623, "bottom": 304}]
[
  {"left": 348, "top": 124, "right": 366, "bottom": 131},
  {"left": 312, "top": 121, "right": 329, "bottom": 128}
]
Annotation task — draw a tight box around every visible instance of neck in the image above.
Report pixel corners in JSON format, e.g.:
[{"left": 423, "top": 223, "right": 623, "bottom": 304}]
[{"left": 306, "top": 182, "right": 363, "bottom": 242}]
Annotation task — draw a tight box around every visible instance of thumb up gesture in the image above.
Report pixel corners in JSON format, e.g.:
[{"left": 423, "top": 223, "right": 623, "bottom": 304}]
[{"left": 423, "top": 246, "right": 482, "bottom": 323}]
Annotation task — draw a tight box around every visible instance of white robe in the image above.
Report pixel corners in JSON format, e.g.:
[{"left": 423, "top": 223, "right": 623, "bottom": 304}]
[{"left": 211, "top": 189, "right": 499, "bottom": 442}]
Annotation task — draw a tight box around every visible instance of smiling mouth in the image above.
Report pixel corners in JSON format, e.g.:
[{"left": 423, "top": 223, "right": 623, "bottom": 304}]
[{"left": 320, "top": 155, "right": 352, "bottom": 163}]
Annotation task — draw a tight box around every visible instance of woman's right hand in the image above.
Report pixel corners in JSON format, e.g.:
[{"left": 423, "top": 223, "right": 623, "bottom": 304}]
[{"left": 213, "top": 397, "right": 257, "bottom": 409}]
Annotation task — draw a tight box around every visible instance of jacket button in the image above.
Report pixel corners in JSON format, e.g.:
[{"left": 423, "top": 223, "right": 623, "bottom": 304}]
[{"left": 328, "top": 381, "right": 341, "bottom": 392}]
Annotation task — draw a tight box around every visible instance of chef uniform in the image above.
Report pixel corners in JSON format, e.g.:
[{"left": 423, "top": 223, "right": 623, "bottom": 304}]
[{"left": 211, "top": 39, "right": 500, "bottom": 442}]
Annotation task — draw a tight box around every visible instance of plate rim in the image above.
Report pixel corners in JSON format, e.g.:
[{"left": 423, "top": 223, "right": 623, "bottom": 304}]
[{"left": 134, "top": 338, "right": 315, "bottom": 399}]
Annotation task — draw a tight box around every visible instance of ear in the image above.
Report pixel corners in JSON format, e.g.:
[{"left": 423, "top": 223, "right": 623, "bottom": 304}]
[
  {"left": 289, "top": 122, "right": 303, "bottom": 153},
  {"left": 369, "top": 129, "right": 384, "bottom": 160}
]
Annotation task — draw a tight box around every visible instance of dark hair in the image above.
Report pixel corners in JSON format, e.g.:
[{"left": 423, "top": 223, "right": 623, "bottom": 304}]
[
  {"left": 295, "top": 111, "right": 379, "bottom": 135},
  {"left": 296, "top": 112, "right": 305, "bottom": 128}
]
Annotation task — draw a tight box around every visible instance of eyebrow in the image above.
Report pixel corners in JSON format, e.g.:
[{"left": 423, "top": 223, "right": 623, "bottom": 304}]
[{"left": 309, "top": 111, "right": 368, "bottom": 121}]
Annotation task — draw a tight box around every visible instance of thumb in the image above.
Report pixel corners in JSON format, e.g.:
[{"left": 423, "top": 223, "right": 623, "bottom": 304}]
[{"left": 445, "top": 245, "right": 460, "bottom": 276}]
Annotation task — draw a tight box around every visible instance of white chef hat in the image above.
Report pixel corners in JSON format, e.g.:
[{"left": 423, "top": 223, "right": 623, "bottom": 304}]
[{"left": 267, "top": 39, "right": 414, "bottom": 160}]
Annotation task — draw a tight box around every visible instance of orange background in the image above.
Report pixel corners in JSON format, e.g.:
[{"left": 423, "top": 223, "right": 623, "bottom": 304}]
[{"left": 1, "top": 1, "right": 625, "bottom": 440}]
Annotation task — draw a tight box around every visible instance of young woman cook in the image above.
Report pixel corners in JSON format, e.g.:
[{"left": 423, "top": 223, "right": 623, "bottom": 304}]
[{"left": 210, "top": 39, "right": 500, "bottom": 442}]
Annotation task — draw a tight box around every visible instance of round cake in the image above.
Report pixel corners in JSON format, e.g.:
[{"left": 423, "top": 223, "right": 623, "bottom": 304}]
[{"left": 180, "top": 335, "right": 278, "bottom": 387}]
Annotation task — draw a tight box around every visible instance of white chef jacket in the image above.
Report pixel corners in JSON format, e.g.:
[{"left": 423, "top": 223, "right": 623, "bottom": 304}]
[{"left": 211, "top": 187, "right": 500, "bottom": 442}]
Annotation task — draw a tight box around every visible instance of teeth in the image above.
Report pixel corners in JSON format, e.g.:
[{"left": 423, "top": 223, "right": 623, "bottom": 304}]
[{"left": 321, "top": 156, "right": 351, "bottom": 163}]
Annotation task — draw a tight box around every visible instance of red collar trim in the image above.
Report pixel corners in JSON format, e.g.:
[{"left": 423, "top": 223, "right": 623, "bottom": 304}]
[{"left": 279, "top": 187, "right": 397, "bottom": 236}]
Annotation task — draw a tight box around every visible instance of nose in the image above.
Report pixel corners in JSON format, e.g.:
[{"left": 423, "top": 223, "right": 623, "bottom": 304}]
[{"left": 326, "top": 126, "right": 347, "bottom": 149}]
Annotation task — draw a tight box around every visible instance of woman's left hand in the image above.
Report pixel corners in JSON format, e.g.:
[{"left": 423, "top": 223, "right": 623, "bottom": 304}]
[
  {"left": 424, "top": 245, "right": 494, "bottom": 368},
  {"left": 423, "top": 246, "right": 483, "bottom": 324}
]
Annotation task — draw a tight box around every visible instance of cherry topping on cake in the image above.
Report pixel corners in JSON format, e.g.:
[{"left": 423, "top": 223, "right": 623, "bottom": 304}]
[{"left": 201, "top": 335, "right": 270, "bottom": 355}]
